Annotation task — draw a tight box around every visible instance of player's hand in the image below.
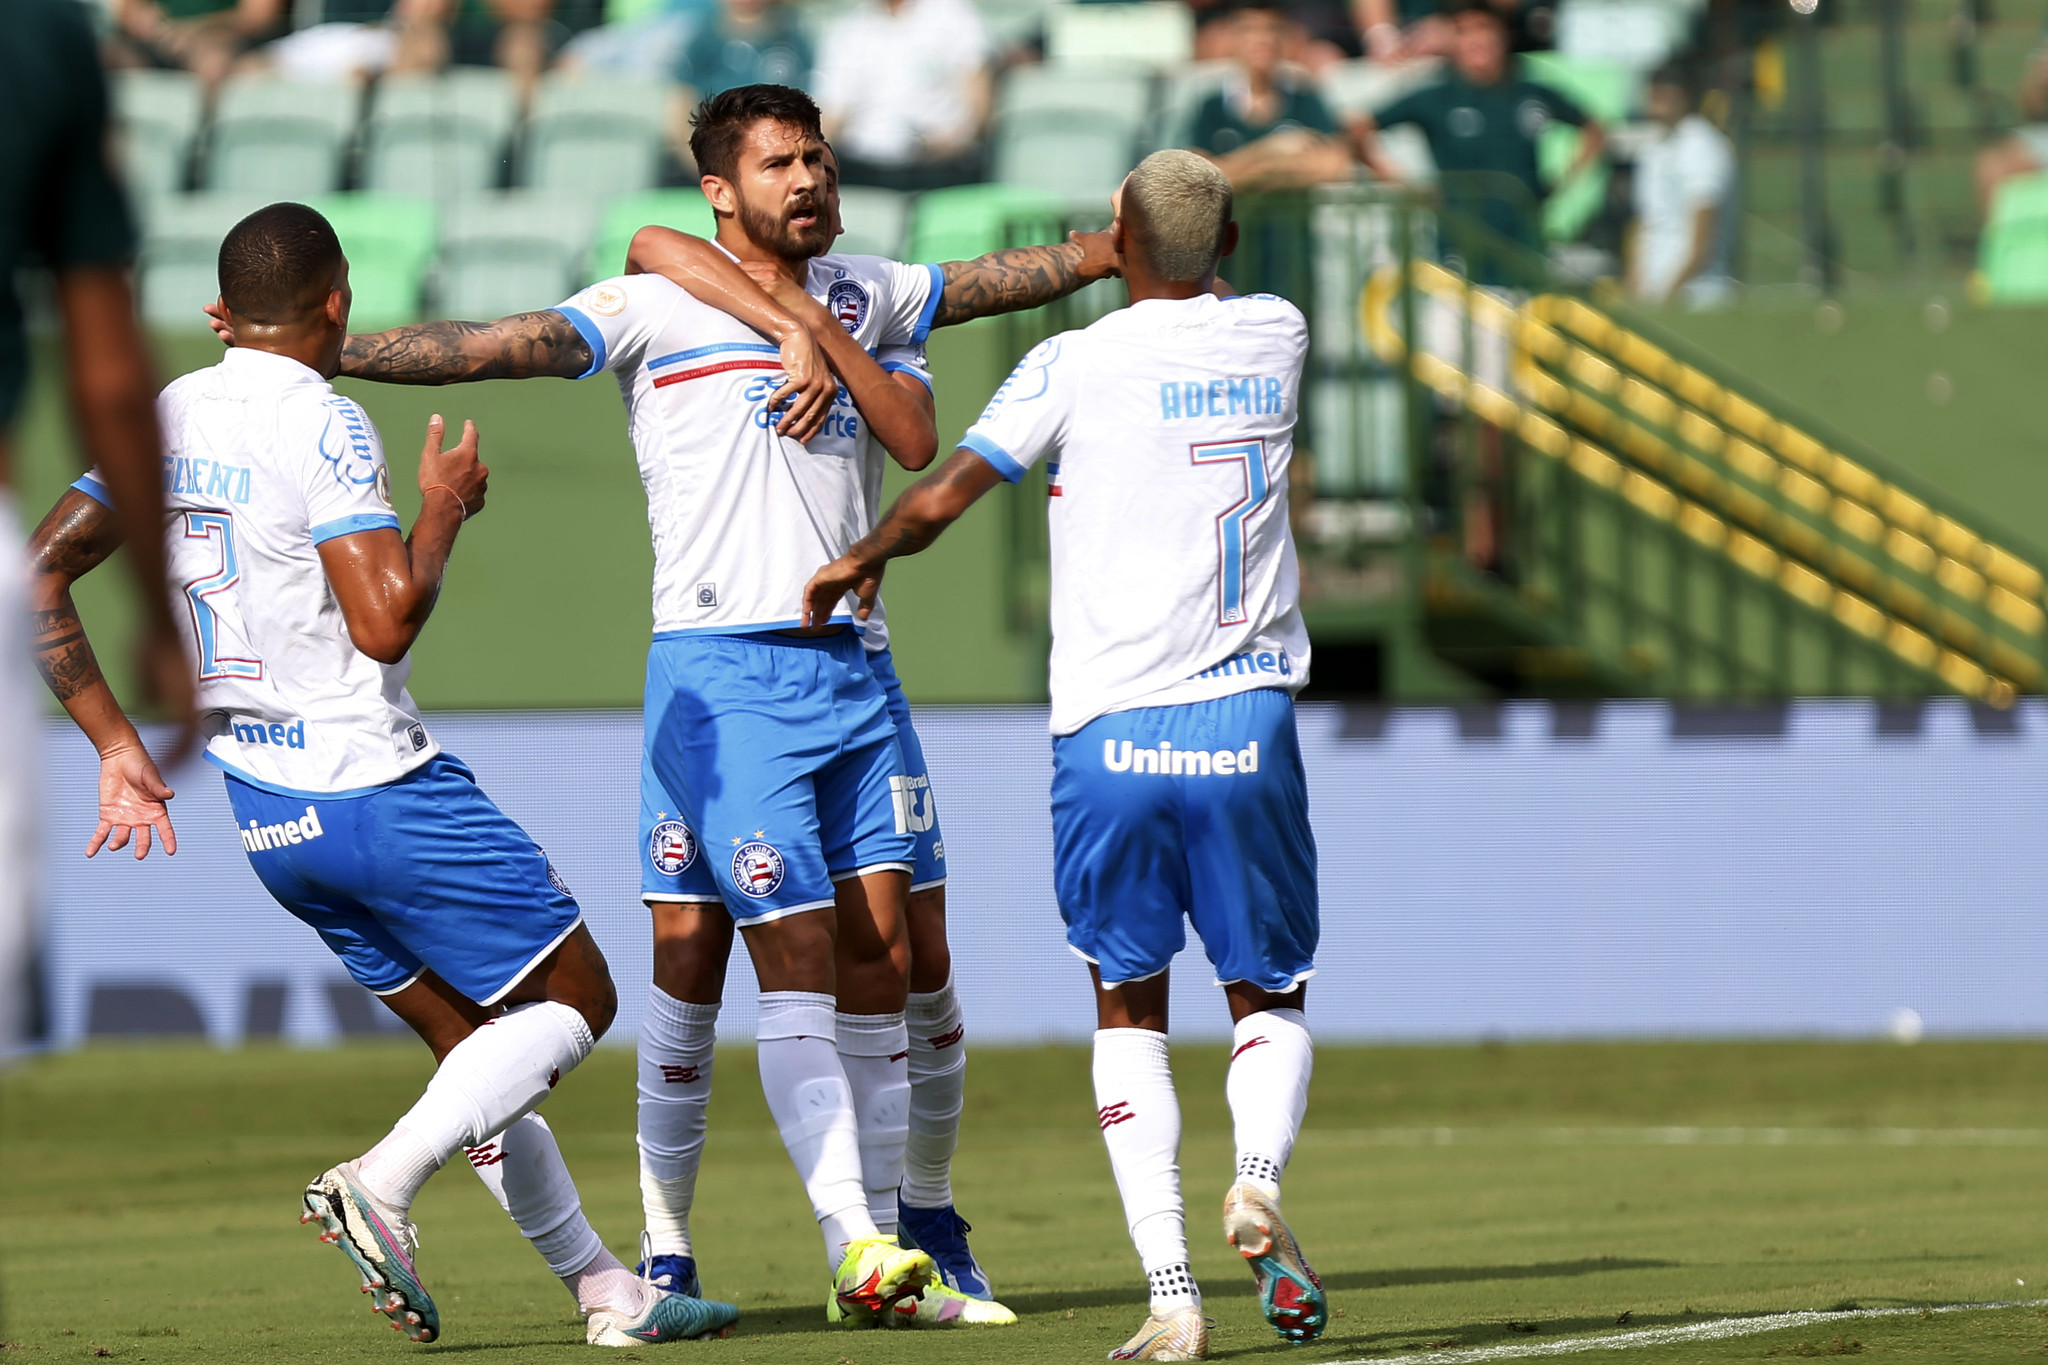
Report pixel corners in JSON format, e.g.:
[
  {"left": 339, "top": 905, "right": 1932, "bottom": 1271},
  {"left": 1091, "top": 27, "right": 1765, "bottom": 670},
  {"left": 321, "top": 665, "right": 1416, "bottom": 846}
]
[
  {"left": 1071, "top": 228, "right": 1121, "bottom": 281},
  {"left": 89, "top": 741, "right": 177, "bottom": 860},
  {"left": 418, "top": 415, "right": 488, "bottom": 520},
  {"left": 770, "top": 327, "right": 834, "bottom": 445},
  {"left": 802, "top": 554, "right": 884, "bottom": 628},
  {"left": 134, "top": 616, "right": 199, "bottom": 764},
  {"left": 202, "top": 297, "right": 234, "bottom": 347}
]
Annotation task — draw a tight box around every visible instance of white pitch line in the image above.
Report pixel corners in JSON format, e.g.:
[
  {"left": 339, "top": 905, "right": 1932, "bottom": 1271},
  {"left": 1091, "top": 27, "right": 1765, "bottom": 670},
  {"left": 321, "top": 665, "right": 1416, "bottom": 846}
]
[
  {"left": 1297, "top": 1126, "right": 2048, "bottom": 1148},
  {"left": 1316, "top": 1298, "right": 2048, "bottom": 1365}
]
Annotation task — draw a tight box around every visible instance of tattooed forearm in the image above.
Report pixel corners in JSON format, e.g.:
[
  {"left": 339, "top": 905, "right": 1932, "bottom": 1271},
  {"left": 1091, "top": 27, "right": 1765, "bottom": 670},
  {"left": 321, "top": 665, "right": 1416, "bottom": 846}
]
[
  {"left": 934, "top": 242, "right": 1088, "bottom": 328},
  {"left": 32, "top": 602, "right": 106, "bottom": 702},
  {"left": 340, "top": 313, "right": 594, "bottom": 384}
]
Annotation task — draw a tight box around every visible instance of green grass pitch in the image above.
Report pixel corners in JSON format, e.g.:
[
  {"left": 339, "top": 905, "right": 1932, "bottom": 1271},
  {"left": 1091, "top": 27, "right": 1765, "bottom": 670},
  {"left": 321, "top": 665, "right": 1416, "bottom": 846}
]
[{"left": 7, "top": 1041, "right": 2048, "bottom": 1363}]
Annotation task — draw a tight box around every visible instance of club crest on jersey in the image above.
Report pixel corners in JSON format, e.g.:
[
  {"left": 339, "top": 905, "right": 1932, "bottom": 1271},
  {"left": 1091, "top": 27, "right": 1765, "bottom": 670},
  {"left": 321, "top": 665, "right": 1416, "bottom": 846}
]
[
  {"left": 650, "top": 819, "right": 698, "bottom": 876},
  {"left": 826, "top": 279, "right": 870, "bottom": 334},
  {"left": 731, "top": 841, "right": 785, "bottom": 899},
  {"left": 546, "top": 860, "right": 573, "bottom": 898},
  {"left": 584, "top": 283, "right": 629, "bottom": 317}
]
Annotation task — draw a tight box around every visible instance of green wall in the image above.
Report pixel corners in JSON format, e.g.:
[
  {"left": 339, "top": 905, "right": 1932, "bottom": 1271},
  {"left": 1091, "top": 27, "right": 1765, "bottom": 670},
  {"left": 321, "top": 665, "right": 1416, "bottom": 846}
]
[{"left": 16, "top": 324, "right": 1044, "bottom": 711}]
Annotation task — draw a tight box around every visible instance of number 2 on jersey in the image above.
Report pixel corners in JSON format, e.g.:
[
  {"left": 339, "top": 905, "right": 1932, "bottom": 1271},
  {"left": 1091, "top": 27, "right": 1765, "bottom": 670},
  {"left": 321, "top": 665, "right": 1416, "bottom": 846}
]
[
  {"left": 1190, "top": 438, "right": 1271, "bottom": 627},
  {"left": 182, "top": 511, "right": 264, "bottom": 681}
]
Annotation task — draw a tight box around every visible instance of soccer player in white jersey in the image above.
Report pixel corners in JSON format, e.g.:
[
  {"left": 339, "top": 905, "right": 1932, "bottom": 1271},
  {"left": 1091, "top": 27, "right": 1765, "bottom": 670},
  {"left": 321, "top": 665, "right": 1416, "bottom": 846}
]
[
  {"left": 28, "top": 204, "right": 740, "bottom": 1349},
  {"left": 803, "top": 151, "right": 1328, "bottom": 1362}
]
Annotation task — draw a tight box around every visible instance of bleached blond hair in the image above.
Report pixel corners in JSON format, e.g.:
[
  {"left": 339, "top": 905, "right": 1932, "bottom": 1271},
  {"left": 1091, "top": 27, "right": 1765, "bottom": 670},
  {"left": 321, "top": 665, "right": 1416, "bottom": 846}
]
[{"left": 1121, "top": 150, "right": 1234, "bottom": 283}]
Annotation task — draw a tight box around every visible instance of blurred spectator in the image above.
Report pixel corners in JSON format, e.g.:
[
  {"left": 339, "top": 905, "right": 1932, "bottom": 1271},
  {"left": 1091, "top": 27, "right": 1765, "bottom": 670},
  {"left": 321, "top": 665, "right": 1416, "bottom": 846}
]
[
  {"left": 245, "top": 0, "right": 449, "bottom": 84},
  {"left": 1356, "top": 0, "right": 1549, "bottom": 62},
  {"left": 813, "top": 0, "right": 992, "bottom": 191},
  {"left": 1186, "top": 3, "right": 1356, "bottom": 190},
  {"left": 1354, "top": 0, "right": 1602, "bottom": 270},
  {"left": 1193, "top": 0, "right": 1359, "bottom": 69},
  {"left": 1975, "top": 42, "right": 2048, "bottom": 218},
  {"left": 678, "top": 0, "right": 809, "bottom": 95},
  {"left": 558, "top": 0, "right": 712, "bottom": 80},
  {"left": 104, "top": 0, "right": 288, "bottom": 91},
  {"left": 1628, "top": 64, "right": 1733, "bottom": 306}
]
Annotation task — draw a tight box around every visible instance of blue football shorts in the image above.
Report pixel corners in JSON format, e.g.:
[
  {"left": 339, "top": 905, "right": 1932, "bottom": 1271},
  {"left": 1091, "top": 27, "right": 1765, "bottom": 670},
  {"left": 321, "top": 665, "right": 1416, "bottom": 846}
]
[
  {"left": 1050, "top": 687, "right": 1318, "bottom": 990},
  {"left": 641, "top": 629, "right": 914, "bottom": 923},
  {"left": 867, "top": 643, "right": 946, "bottom": 892},
  {"left": 223, "top": 753, "right": 584, "bottom": 1005}
]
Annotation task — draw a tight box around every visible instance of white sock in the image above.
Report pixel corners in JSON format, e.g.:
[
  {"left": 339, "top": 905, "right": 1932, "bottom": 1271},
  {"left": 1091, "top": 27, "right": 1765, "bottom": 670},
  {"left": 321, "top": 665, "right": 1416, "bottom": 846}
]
[
  {"left": 757, "top": 990, "right": 876, "bottom": 1271},
  {"left": 837, "top": 1010, "right": 910, "bottom": 1235},
  {"left": 358, "top": 1001, "right": 595, "bottom": 1213},
  {"left": 1227, "top": 1008, "right": 1313, "bottom": 1200},
  {"left": 1093, "top": 1027, "right": 1196, "bottom": 1314},
  {"left": 902, "top": 973, "right": 966, "bottom": 1209},
  {"left": 463, "top": 1112, "right": 638, "bottom": 1316},
  {"left": 637, "top": 988, "right": 718, "bottom": 1258}
]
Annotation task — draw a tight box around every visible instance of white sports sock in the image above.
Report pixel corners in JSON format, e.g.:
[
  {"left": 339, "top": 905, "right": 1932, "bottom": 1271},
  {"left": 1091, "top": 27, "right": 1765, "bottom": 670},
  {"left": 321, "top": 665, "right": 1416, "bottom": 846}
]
[
  {"left": 636, "top": 988, "right": 719, "bottom": 1258},
  {"left": 464, "top": 1114, "right": 605, "bottom": 1278},
  {"left": 757, "top": 991, "right": 876, "bottom": 1271},
  {"left": 1226, "top": 1008, "right": 1313, "bottom": 1200},
  {"left": 358, "top": 1001, "right": 595, "bottom": 1213},
  {"left": 1093, "top": 1028, "right": 1196, "bottom": 1313},
  {"left": 566, "top": 1247, "right": 654, "bottom": 1319},
  {"left": 902, "top": 973, "right": 966, "bottom": 1209},
  {"left": 837, "top": 1010, "right": 910, "bottom": 1235}
]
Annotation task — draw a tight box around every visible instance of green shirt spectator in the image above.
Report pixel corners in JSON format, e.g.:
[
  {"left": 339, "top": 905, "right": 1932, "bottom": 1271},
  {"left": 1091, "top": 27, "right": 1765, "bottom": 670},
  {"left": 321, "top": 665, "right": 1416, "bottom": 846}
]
[
  {"left": 1186, "top": 79, "right": 1338, "bottom": 157},
  {"left": 676, "top": 0, "right": 812, "bottom": 96},
  {"left": 0, "top": 0, "right": 139, "bottom": 429}
]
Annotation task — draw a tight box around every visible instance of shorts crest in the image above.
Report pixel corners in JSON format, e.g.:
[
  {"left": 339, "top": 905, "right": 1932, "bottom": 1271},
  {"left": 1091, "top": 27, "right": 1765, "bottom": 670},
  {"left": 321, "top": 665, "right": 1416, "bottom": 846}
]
[
  {"left": 731, "top": 840, "right": 786, "bottom": 899},
  {"left": 649, "top": 819, "right": 698, "bottom": 876}
]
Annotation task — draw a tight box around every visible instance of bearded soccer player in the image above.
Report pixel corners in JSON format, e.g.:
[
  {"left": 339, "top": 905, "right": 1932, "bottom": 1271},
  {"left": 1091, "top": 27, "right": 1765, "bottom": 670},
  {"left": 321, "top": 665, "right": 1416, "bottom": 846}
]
[
  {"left": 803, "top": 150, "right": 1326, "bottom": 1362},
  {"left": 212, "top": 83, "right": 1118, "bottom": 1325},
  {"left": 33, "top": 203, "right": 739, "bottom": 1348}
]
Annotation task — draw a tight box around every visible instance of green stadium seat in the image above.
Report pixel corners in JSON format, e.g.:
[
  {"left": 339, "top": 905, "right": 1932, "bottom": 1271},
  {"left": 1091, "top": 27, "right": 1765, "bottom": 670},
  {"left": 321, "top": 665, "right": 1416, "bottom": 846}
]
[
  {"left": 834, "top": 185, "right": 910, "bottom": 258},
  {"left": 310, "top": 194, "right": 438, "bottom": 329},
  {"left": 905, "top": 183, "right": 1066, "bottom": 264},
  {"left": 1521, "top": 52, "right": 1632, "bottom": 243},
  {"left": 992, "top": 111, "right": 1141, "bottom": 208},
  {"left": 998, "top": 62, "right": 1155, "bottom": 127},
  {"left": 207, "top": 76, "right": 359, "bottom": 197},
  {"left": 1044, "top": 2, "right": 1193, "bottom": 68},
  {"left": 439, "top": 191, "right": 600, "bottom": 319},
  {"left": 112, "top": 70, "right": 202, "bottom": 204},
  {"left": 138, "top": 192, "right": 272, "bottom": 330},
  {"left": 1979, "top": 174, "right": 2048, "bottom": 303},
  {"left": 523, "top": 75, "right": 670, "bottom": 198},
  {"left": 590, "top": 189, "right": 716, "bottom": 283},
  {"left": 363, "top": 71, "right": 518, "bottom": 201}
]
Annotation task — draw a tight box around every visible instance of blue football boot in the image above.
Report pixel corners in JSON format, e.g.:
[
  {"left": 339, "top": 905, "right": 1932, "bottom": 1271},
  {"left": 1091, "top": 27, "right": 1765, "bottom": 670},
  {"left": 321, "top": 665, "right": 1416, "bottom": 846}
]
[{"left": 897, "top": 1199, "right": 994, "bottom": 1300}]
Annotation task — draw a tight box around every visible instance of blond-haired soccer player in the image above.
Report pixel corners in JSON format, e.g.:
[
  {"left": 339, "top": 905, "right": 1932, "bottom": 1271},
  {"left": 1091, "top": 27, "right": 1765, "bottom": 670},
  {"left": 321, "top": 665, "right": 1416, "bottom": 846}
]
[{"left": 804, "top": 150, "right": 1326, "bottom": 1361}]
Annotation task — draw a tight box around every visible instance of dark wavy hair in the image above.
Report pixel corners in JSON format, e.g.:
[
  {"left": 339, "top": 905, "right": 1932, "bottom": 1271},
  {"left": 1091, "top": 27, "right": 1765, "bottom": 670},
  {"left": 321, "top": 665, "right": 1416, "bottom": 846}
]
[{"left": 689, "top": 83, "right": 824, "bottom": 181}]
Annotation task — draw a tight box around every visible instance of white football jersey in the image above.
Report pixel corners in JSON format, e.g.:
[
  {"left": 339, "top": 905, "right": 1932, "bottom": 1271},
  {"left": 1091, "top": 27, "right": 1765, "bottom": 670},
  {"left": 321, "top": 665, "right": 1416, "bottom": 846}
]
[
  {"left": 78, "top": 347, "right": 438, "bottom": 794},
  {"left": 556, "top": 253, "right": 937, "bottom": 636},
  {"left": 960, "top": 293, "right": 1311, "bottom": 736}
]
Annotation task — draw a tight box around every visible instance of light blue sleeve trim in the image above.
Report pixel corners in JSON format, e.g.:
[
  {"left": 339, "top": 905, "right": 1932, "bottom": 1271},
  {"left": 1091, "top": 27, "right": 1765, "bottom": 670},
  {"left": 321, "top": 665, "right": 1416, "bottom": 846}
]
[
  {"left": 71, "top": 473, "right": 113, "bottom": 506},
  {"left": 882, "top": 361, "right": 934, "bottom": 392},
  {"left": 911, "top": 263, "right": 945, "bottom": 343},
  {"left": 310, "top": 512, "right": 401, "bottom": 545},
  {"left": 959, "top": 430, "right": 1025, "bottom": 483},
  {"left": 555, "top": 306, "right": 607, "bottom": 379}
]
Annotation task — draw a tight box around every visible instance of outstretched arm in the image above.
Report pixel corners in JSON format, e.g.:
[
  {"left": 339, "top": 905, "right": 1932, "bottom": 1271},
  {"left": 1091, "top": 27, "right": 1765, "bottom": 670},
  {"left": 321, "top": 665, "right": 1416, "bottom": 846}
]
[
  {"left": 205, "top": 300, "right": 595, "bottom": 384},
  {"left": 930, "top": 231, "right": 1120, "bottom": 329},
  {"left": 801, "top": 449, "right": 1007, "bottom": 624},
  {"left": 27, "top": 489, "right": 179, "bottom": 859}
]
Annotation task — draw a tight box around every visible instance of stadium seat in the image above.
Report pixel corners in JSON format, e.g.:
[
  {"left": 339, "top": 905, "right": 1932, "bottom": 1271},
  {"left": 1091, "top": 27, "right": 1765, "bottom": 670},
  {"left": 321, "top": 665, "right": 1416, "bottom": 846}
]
[
  {"left": 310, "top": 194, "right": 438, "bottom": 329},
  {"left": 834, "top": 185, "right": 910, "bottom": 258},
  {"left": 906, "top": 183, "right": 1066, "bottom": 265},
  {"left": 363, "top": 70, "right": 519, "bottom": 201},
  {"left": 1979, "top": 174, "right": 2048, "bottom": 303},
  {"left": 997, "top": 62, "right": 1155, "bottom": 128},
  {"left": 590, "top": 189, "right": 717, "bottom": 283},
  {"left": 992, "top": 110, "right": 1142, "bottom": 207},
  {"left": 1044, "top": 2, "right": 1194, "bottom": 69},
  {"left": 138, "top": 193, "right": 273, "bottom": 331},
  {"left": 207, "top": 76, "right": 359, "bottom": 197},
  {"left": 523, "top": 76, "right": 670, "bottom": 198},
  {"left": 439, "top": 191, "right": 599, "bottom": 318},
  {"left": 112, "top": 70, "right": 203, "bottom": 204},
  {"left": 1520, "top": 52, "right": 1632, "bottom": 242}
]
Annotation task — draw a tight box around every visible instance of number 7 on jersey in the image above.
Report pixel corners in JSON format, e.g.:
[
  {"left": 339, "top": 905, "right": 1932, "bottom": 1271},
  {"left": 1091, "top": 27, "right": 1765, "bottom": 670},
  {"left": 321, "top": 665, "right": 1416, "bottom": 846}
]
[{"left": 1190, "top": 438, "right": 1271, "bottom": 627}]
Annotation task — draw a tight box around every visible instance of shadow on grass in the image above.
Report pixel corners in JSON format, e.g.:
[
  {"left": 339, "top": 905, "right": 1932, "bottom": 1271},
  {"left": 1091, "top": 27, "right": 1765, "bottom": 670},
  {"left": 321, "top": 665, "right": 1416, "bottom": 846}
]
[{"left": 1209, "top": 1308, "right": 1705, "bottom": 1361}]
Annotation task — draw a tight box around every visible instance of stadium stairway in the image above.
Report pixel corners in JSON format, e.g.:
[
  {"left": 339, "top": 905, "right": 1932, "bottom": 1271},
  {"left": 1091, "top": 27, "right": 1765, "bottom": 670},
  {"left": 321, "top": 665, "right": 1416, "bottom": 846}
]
[{"left": 1358, "top": 256, "right": 2048, "bottom": 703}]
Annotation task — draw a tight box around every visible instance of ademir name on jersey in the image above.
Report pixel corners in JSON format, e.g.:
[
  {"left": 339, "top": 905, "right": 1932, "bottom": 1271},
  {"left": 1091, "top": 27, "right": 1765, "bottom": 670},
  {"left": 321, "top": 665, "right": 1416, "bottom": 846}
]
[{"left": 1158, "top": 375, "right": 1287, "bottom": 420}]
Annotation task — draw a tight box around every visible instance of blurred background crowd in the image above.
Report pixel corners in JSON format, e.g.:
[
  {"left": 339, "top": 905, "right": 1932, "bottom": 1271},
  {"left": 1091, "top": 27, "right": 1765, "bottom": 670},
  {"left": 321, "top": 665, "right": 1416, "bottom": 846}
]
[{"left": 79, "top": 0, "right": 2048, "bottom": 332}]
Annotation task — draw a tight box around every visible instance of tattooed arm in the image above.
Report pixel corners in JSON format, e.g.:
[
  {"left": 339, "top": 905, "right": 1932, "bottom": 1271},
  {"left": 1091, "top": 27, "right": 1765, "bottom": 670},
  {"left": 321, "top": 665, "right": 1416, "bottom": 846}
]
[
  {"left": 26, "top": 489, "right": 179, "bottom": 859},
  {"left": 338, "top": 312, "right": 595, "bottom": 384},
  {"left": 801, "top": 448, "right": 1006, "bottom": 625},
  {"left": 930, "top": 230, "right": 1121, "bottom": 329}
]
